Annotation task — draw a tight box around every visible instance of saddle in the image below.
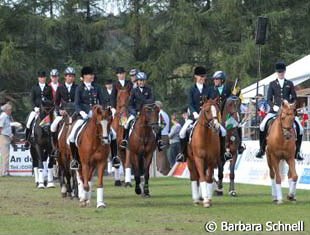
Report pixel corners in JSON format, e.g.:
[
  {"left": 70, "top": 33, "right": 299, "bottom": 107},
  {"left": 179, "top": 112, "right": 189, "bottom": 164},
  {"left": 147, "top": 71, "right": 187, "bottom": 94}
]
[{"left": 74, "top": 119, "right": 88, "bottom": 146}]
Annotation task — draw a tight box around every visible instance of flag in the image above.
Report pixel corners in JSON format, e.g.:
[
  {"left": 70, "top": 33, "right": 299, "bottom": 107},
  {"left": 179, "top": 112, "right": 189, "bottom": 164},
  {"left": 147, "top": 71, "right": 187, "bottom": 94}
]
[
  {"left": 39, "top": 115, "right": 51, "bottom": 127},
  {"left": 225, "top": 114, "right": 238, "bottom": 130}
]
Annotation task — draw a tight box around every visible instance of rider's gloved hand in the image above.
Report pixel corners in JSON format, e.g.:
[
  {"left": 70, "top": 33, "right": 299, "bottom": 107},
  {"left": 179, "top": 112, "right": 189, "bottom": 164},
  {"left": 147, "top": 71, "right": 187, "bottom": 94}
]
[
  {"left": 111, "top": 108, "right": 116, "bottom": 118},
  {"left": 193, "top": 112, "right": 199, "bottom": 120},
  {"left": 34, "top": 107, "right": 40, "bottom": 113},
  {"left": 79, "top": 111, "right": 88, "bottom": 120},
  {"left": 273, "top": 105, "right": 279, "bottom": 112}
]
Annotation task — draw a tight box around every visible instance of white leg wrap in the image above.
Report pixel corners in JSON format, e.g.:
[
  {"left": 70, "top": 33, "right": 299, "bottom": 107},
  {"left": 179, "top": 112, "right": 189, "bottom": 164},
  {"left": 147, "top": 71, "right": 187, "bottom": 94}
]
[
  {"left": 179, "top": 119, "right": 193, "bottom": 139},
  {"left": 191, "top": 181, "right": 199, "bottom": 201},
  {"left": 43, "top": 161, "right": 48, "bottom": 179},
  {"left": 125, "top": 168, "right": 132, "bottom": 183},
  {"left": 206, "top": 183, "right": 214, "bottom": 199},
  {"left": 114, "top": 168, "right": 120, "bottom": 181},
  {"left": 107, "top": 161, "right": 112, "bottom": 174},
  {"left": 38, "top": 169, "right": 45, "bottom": 188},
  {"left": 47, "top": 168, "right": 55, "bottom": 188},
  {"left": 61, "top": 185, "right": 67, "bottom": 194},
  {"left": 271, "top": 179, "right": 276, "bottom": 199},
  {"left": 200, "top": 181, "right": 207, "bottom": 200},
  {"left": 50, "top": 116, "right": 63, "bottom": 132},
  {"left": 80, "top": 189, "right": 86, "bottom": 202},
  {"left": 26, "top": 111, "right": 37, "bottom": 128},
  {"left": 96, "top": 187, "right": 106, "bottom": 208},
  {"left": 288, "top": 178, "right": 297, "bottom": 196},
  {"left": 276, "top": 184, "right": 282, "bottom": 201},
  {"left": 33, "top": 167, "right": 39, "bottom": 183}
]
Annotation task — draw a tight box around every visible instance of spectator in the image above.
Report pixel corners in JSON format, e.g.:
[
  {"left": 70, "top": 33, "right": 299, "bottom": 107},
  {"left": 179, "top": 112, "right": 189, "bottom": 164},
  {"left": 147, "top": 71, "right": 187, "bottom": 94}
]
[
  {"left": 168, "top": 113, "right": 181, "bottom": 167},
  {"left": 0, "top": 103, "right": 13, "bottom": 176}
]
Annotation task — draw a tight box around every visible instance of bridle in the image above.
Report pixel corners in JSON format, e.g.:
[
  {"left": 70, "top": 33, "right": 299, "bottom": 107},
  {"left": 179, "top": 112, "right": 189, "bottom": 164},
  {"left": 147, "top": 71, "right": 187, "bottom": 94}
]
[{"left": 279, "top": 108, "right": 294, "bottom": 140}]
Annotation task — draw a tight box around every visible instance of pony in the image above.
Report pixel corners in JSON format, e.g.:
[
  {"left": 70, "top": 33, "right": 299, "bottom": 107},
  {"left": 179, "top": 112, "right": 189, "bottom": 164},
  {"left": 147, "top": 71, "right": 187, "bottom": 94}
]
[
  {"left": 126, "top": 102, "right": 160, "bottom": 197},
  {"left": 57, "top": 104, "right": 78, "bottom": 198},
  {"left": 76, "top": 105, "right": 112, "bottom": 208},
  {"left": 266, "top": 100, "right": 298, "bottom": 204},
  {"left": 111, "top": 85, "right": 132, "bottom": 187},
  {"left": 187, "top": 99, "right": 221, "bottom": 208},
  {"left": 29, "top": 100, "right": 55, "bottom": 189},
  {"left": 216, "top": 96, "right": 241, "bottom": 197}
]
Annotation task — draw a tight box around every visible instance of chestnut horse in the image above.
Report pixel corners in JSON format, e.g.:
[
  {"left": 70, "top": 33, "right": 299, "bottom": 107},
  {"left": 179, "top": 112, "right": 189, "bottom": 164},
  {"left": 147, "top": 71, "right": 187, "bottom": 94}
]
[
  {"left": 111, "top": 86, "right": 132, "bottom": 187},
  {"left": 216, "top": 96, "right": 241, "bottom": 197},
  {"left": 126, "top": 102, "right": 159, "bottom": 197},
  {"left": 187, "top": 99, "right": 221, "bottom": 208},
  {"left": 266, "top": 100, "right": 298, "bottom": 204},
  {"left": 57, "top": 106, "right": 78, "bottom": 198},
  {"left": 76, "top": 105, "right": 112, "bottom": 208}
]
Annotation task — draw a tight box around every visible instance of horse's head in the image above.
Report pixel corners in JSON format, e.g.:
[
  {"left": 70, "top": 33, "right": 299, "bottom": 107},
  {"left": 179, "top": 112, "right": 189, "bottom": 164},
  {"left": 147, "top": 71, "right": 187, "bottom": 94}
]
[
  {"left": 140, "top": 102, "right": 160, "bottom": 130},
  {"left": 92, "top": 105, "right": 112, "bottom": 144},
  {"left": 200, "top": 98, "right": 220, "bottom": 131},
  {"left": 280, "top": 100, "right": 295, "bottom": 139},
  {"left": 225, "top": 96, "right": 240, "bottom": 115},
  {"left": 116, "top": 87, "right": 130, "bottom": 112}
]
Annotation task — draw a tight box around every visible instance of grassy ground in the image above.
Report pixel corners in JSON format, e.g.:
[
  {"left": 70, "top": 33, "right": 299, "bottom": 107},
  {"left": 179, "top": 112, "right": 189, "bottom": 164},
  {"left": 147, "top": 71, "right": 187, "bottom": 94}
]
[{"left": 0, "top": 176, "right": 309, "bottom": 235}]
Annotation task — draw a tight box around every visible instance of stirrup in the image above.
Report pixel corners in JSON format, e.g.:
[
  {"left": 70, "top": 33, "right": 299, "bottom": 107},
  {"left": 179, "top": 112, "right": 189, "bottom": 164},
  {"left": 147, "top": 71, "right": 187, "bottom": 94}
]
[
  {"left": 176, "top": 153, "right": 186, "bottom": 162},
  {"left": 119, "top": 140, "right": 128, "bottom": 149},
  {"left": 112, "top": 156, "right": 121, "bottom": 168},
  {"left": 70, "top": 160, "right": 80, "bottom": 170}
]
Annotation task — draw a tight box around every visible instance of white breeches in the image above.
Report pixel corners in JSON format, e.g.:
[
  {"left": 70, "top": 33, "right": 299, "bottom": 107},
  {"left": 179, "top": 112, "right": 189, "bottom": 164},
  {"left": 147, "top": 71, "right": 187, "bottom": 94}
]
[
  {"left": 179, "top": 119, "right": 193, "bottom": 139},
  {"left": 67, "top": 119, "right": 85, "bottom": 144},
  {"left": 259, "top": 113, "right": 276, "bottom": 131},
  {"left": 259, "top": 113, "right": 303, "bottom": 135},
  {"left": 124, "top": 115, "right": 135, "bottom": 129},
  {"left": 26, "top": 111, "right": 38, "bottom": 128},
  {"left": 50, "top": 116, "right": 63, "bottom": 132}
]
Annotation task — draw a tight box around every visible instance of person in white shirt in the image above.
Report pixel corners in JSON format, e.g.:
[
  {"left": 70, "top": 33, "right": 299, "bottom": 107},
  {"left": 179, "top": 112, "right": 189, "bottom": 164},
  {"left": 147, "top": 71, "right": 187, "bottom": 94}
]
[{"left": 0, "top": 103, "right": 13, "bottom": 176}]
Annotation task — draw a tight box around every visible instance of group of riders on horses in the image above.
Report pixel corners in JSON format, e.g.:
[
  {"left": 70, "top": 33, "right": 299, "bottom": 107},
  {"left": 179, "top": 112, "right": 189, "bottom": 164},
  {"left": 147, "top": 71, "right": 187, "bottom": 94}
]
[{"left": 23, "top": 60, "right": 304, "bottom": 175}]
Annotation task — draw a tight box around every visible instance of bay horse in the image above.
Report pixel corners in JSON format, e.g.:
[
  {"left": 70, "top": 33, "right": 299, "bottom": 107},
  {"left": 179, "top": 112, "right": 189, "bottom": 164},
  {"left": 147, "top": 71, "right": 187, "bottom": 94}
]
[
  {"left": 126, "top": 102, "right": 160, "bottom": 197},
  {"left": 111, "top": 86, "right": 132, "bottom": 187},
  {"left": 76, "top": 105, "right": 112, "bottom": 208},
  {"left": 57, "top": 104, "right": 78, "bottom": 198},
  {"left": 29, "top": 100, "right": 55, "bottom": 189},
  {"left": 266, "top": 100, "right": 298, "bottom": 204},
  {"left": 216, "top": 96, "right": 241, "bottom": 197},
  {"left": 187, "top": 99, "right": 221, "bottom": 208}
]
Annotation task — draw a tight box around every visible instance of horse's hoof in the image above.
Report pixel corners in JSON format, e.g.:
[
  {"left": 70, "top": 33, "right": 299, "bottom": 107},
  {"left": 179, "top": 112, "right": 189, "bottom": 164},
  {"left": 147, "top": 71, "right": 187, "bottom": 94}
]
[
  {"left": 142, "top": 193, "right": 150, "bottom": 198},
  {"left": 229, "top": 191, "right": 237, "bottom": 197},
  {"left": 124, "top": 182, "right": 132, "bottom": 188},
  {"left": 114, "top": 180, "right": 122, "bottom": 187},
  {"left": 96, "top": 202, "right": 106, "bottom": 208},
  {"left": 46, "top": 182, "right": 55, "bottom": 188},
  {"left": 203, "top": 199, "right": 212, "bottom": 208},
  {"left": 80, "top": 201, "right": 87, "bottom": 207},
  {"left": 37, "top": 183, "right": 45, "bottom": 189},
  {"left": 276, "top": 200, "right": 283, "bottom": 205},
  {"left": 215, "top": 190, "right": 223, "bottom": 196},
  {"left": 135, "top": 188, "right": 141, "bottom": 195},
  {"left": 61, "top": 193, "right": 67, "bottom": 198},
  {"left": 287, "top": 194, "right": 297, "bottom": 202},
  {"left": 193, "top": 199, "right": 203, "bottom": 205}
]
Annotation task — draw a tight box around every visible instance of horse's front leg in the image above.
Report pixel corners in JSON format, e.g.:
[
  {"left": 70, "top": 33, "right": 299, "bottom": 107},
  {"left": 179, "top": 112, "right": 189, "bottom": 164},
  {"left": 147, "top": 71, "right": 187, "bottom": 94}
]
[
  {"left": 142, "top": 151, "right": 153, "bottom": 197},
  {"left": 194, "top": 155, "right": 211, "bottom": 207},
  {"left": 96, "top": 161, "right": 107, "bottom": 208},
  {"left": 30, "top": 146, "right": 39, "bottom": 187},
  {"left": 229, "top": 153, "right": 237, "bottom": 197},
  {"left": 287, "top": 157, "right": 298, "bottom": 202},
  {"left": 266, "top": 151, "right": 276, "bottom": 202},
  {"left": 273, "top": 157, "right": 283, "bottom": 204},
  {"left": 204, "top": 166, "right": 214, "bottom": 208},
  {"left": 124, "top": 148, "right": 132, "bottom": 187},
  {"left": 35, "top": 144, "right": 45, "bottom": 189},
  {"left": 216, "top": 160, "right": 224, "bottom": 196},
  {"left": 187, "top": 154, "right": 200, "bottom": 204},
  {"left": 130, "top": 152, "right": 141, "bottom": 195}
]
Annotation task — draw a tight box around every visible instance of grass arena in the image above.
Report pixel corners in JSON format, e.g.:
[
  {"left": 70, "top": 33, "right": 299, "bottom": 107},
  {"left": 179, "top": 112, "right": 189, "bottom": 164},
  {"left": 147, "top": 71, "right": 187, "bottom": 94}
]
[{"left": 0, "top": 175, "right": 309, "bottom": 235}]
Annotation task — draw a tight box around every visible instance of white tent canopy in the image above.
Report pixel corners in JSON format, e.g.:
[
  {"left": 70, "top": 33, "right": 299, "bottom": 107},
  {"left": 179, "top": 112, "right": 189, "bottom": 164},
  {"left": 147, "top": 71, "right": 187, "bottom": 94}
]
[{"left": 241, "top": 55, "right": 310, "bottom": 100}]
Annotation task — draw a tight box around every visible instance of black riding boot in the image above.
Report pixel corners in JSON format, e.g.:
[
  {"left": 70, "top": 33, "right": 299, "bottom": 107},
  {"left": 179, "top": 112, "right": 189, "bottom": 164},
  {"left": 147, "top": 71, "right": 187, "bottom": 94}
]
[
  {"left": 176, "top": 138, "right": 187, "bottom": 162},
  {"left": 24, "top": 128, "right": 31, "bottom": 149},
  {"left": 51, "top": 132, "right": 59, "bottom": 158},
  {"left": 110, "top": 139, "right": 121, "bottom": 168},
  {"left": 255, "top": 130, "right": 266, "bottom": 158},
  {"left": 120, "top": 128, "right": 130, "bottom": 149},
  {"left": 69, "top": 142, "right": 80, "bottom": 170},
  {"left": 237, "top": 127, "right": 245, "bottom": 154},
  {"left": 295, "top": 134, "right": 304, "bottom": 161}
]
